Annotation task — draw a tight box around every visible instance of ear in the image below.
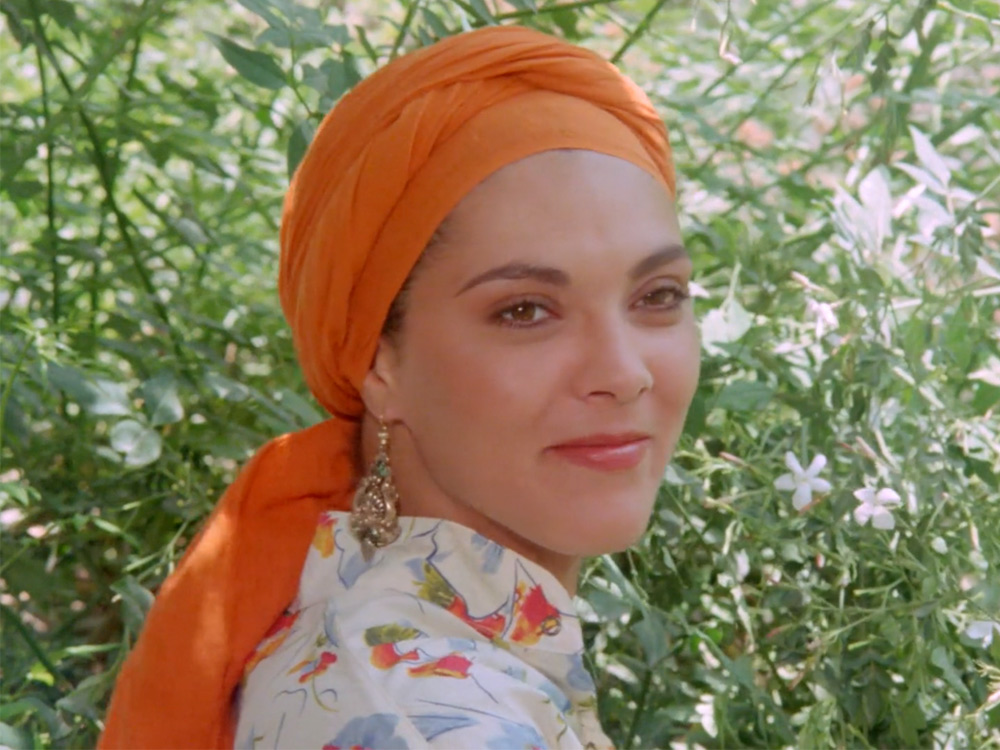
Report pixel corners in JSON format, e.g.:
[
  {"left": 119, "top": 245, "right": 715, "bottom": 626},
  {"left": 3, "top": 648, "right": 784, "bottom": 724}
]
[{"left": 360, "top": 337, "right": 402, "bottom": 421}]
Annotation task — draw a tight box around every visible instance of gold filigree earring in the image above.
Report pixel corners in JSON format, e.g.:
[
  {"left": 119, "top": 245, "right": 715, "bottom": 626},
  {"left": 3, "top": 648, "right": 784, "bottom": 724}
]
[{"left": 351, "top": 418, "right": 401, "bottom": 561}]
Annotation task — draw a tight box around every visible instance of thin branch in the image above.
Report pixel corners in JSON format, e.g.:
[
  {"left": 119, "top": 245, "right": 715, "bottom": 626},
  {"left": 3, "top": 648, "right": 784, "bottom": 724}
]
[
  {"left": 611, "top": 0, "right": 670, "bottom": 64},
  {"left": 390, "top": 0, "right": 422, "bottom": 60},
  {"left": 1, "top": 0, "right": 169, "bottom": 188},
  {"left": 26, "top": 2, "right": 193, "bottom": 372},
  {"left": 33, "top": 27, "right": 60, "bottom": 326},
  {"left": 494, "top": 0, "right": 617, "bottom": 21}
]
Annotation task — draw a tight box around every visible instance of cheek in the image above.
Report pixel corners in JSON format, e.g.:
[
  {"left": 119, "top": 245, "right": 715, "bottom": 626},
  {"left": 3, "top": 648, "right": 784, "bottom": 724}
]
[
  {"left": 650, "top": 322, "right": 702, "bottom": 420},
  {"left": 395, "top": 324, "right": 557, "bottom": 436}
]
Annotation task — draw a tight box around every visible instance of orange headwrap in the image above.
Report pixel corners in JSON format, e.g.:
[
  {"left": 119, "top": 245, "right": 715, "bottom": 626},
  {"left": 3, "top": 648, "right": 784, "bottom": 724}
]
[{"left": 100, "top": 25, "right": 674, "bottom": 748}]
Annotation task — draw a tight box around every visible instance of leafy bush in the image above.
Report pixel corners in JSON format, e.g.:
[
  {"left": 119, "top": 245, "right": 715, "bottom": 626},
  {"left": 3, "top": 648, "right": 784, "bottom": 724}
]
[{"left": 2, "top": 0, "right": 997, "bottom": 746}]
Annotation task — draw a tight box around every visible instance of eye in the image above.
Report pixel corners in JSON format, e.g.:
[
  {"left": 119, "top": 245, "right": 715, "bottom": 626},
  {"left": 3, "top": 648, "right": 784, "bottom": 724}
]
[
  {"left": 638, "top": 282, "right": 690, "bottom": 310},
  {"left": 494, "top": 300, "right": 551, "bottom": 328}
]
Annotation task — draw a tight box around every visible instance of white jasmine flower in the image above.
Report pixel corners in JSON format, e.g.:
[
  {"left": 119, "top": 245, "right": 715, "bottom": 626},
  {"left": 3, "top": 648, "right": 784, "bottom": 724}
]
[
  {"left": 853, "top": 487, "right": 902, "bottom": 529},
  {"left": 774, "top": 452, "right": 832, "bottom": 510},
  {"left": 965, "top": 620, "right": 1000, "bottom": 648},
  {"left": 734, "top": 550, "right": 750, "bottom": 582},
  {"left": 695, "top": 695, "right": 718, "bottom": 737},
  {"left": 806, "top": 299, "right": 838, "bottom": 338},
  {"left": 931, "top": 536, "right": 948, "bottom": 554}
]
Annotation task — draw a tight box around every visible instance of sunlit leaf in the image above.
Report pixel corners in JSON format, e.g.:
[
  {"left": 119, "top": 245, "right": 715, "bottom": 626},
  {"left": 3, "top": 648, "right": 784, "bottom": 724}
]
[
  {"left": 714, "top": 380, "right": 774, "bottom": 412},
  {"left": 205, "top": 372, "right": 251, "bottom": 401},
  {"left": 909, "top": 126, "right": 951, "bottom": 188},
  {"left": 858, "top": 167, "right": 892, "bottom": 248},
  {"left": 109, "top": 419, "right": 162, "bottom": 466},
  {"left": 634, "top": 610, "right": 670, "bottom": 667},
  {"left": 48, "top": 364, "right": 132, "bottom": 416},
  {"left": 465, "top": 0, "right": 495, "bottom": 24},
  {"left": 141, "top": 373, "right": 184, "bottom": 426},
  {"left": 287, "top": 119, "right": 313, "bottom": 178},
  {"left": 111, "top": 576, "right": 155, "bottom": 635},
  {"left": 700, "top": 297, "right": 753, "bottom": 355},
  {"left": 207, "top": 33, "right": 286, "bottom": 90}
]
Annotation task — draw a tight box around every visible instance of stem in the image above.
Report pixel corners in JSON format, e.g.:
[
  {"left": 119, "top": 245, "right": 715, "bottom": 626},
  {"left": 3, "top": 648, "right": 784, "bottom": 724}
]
[
  {"left": 693, "top": 6, "right": 857, "bottom": 176},
  {"left": 611, "top": 0, "right": 670, "bottom": 64},
  {"left": 0, "top": 602, "right": 71, "bottom": 689},
  {"left": 623, "top": 666, "right": 653, "bottom": 749},
  {"left": 34, "top": 32, "right": 59, "bottom": 325},
  {"left": 26, "top": 3, "right": 193, "bottom": 374},
  {"left": 0, "top": 335, "right": 34, "bottom": 457},
  {"left": 494, "top": 0, "right": 617, "bottom": 21},
  {"left": 390, "top": 0, "right": 422, "bottom": 60},
  {"left": 0, "top": 0, "right": 168, "bottom": 188}
]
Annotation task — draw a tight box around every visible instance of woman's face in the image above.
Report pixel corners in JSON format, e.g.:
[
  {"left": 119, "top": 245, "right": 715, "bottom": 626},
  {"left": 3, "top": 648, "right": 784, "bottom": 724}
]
[{"left": 363, "top": 149, "right": 700, "bottom": 572}]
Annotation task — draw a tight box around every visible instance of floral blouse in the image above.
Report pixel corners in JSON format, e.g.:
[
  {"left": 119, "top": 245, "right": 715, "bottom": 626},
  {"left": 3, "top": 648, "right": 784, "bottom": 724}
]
[{"left": 235, "top": 511, "right": 614, "bottom": 749}]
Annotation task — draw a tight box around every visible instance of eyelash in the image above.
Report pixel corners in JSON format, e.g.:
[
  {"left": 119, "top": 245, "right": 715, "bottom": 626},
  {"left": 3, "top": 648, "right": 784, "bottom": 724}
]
[{"left": 493, "top": 283, "right": 690, "bottom": 329}]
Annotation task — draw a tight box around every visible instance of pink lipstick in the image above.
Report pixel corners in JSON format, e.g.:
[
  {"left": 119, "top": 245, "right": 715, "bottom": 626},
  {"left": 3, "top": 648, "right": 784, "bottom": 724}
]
[{"left": 548, "top": 433, "right": 651, "bottom": 471}]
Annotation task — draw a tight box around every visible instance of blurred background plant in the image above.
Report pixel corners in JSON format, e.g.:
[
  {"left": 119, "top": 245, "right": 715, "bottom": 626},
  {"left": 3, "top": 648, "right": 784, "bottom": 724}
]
[{"left": 1, "top": 0, "right": 998, "bottom": 746}]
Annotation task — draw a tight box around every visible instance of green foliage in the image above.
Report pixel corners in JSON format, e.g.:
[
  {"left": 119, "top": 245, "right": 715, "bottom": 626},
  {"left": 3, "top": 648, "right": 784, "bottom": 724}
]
[{"left": 2, "top": 0, "right": 998, "bottom": 746}]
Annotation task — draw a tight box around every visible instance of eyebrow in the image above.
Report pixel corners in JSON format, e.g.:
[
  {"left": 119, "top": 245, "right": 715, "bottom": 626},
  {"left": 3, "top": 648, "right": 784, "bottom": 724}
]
[{"left": 456, "top": 243, "right": 689, "bottom": 295}]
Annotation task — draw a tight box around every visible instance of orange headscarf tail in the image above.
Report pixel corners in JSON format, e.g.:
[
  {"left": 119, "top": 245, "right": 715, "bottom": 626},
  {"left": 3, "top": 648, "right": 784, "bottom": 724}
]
[{"left": 101, "top": 25, "right": 674, "bottom": 747}]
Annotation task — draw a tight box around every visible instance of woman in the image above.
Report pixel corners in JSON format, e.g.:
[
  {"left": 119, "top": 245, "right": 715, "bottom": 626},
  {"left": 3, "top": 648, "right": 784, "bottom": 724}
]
[{"left": 100, "top": 24, "right": 699, "bottom": 748}]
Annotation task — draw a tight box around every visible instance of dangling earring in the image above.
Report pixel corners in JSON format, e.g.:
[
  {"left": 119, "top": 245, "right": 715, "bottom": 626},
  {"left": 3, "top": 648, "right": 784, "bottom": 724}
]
[{"left": 351, "top": 418, "right": 401, "bottom": 562}]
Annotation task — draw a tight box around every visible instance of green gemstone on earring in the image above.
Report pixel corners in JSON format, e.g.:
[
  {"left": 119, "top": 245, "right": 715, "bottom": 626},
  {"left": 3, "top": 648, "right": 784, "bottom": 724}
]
[{"left": 374, "top": 459, "right": 388, "bottom": 477}]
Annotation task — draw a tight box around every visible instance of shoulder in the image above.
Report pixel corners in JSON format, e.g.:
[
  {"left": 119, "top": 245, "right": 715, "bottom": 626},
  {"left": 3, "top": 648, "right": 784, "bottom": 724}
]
[{"left": 237, "top": 598, "right": 593, "bottom": 748}]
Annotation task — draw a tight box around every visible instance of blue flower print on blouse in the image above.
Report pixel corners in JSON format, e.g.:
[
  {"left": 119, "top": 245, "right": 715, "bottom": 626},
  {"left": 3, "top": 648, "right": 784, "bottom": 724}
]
[
  {"left": 471, "top": 533, "right": 506, "bottom": 574},
  {"left": 322, "top": 713, "right": 409, "bottom": 750},
  {"left": 485, "top": 719, "right": 548, "bottom": 749},
  {"left": 408, "top": 713, "right": 478, "bottom": 741}
]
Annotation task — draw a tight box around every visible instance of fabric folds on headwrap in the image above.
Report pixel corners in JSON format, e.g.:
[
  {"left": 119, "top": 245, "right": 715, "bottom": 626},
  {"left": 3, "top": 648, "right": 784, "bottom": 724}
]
[{"left": 100, "top": 25, "right": 674, "bottom": 748}]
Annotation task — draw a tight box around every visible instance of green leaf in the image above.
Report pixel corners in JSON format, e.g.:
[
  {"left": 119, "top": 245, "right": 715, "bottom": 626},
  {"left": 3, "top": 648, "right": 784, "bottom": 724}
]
[
  {"left": 171, "top": 217, "right": 210, "bottom": 247},
  {"left": 5, "top": 180, "right": 43, "bottom": 200},
  {"left": 46, "top": 0, "right": 77, "bottom": 28},
  {"left": 858, "top": 167, "right": 892, "bottom": 247},
  {"left": 700, "top": 297, "right": 753, "bottom": 355},
  {"left": 894, "top": 162, "right": 947, "bottom": 195},
  {"left": 634, "top": 610, "right": 670, "bottom": 666},
  {"left": 111, "top": 576, "right": 155, "bottom": 635},
  {"left": 550, "top": 8, "right": 581, "bottom": 38},
  {"left": 466, "top": 0, "right": 495, "bottom": 24},
  {"left": 0, "top": 480, "right": 38, "bottom": 506},
  {"left": 287, "top": 119, "right": 314, "bottom": 179},
  {"left": 354, "top": 25, "right": 380, "bottom": 64},
  {"left": 930, "top": 646, "right": 972, "bottom": 701},
  {"left": 273, "top": 387, "right": 324, "bottom": 426},
  {"left": 714, "top": 381, "right": 774, "bottom": 412},
  {"left": 205, "top": 372, "right": 251, "bottom": 401},
  {"left": 0, "top": 721, "right": 31, "bottom": 749},
  {"left": 109, "top": 419, "right": 162, "bottom": 467},
  {"left": 843, "top": 20, "right": 873, "bottom": 70},
  {"left": 257, "top": 25, "right": 342, "bottom": 50},
  {"left": 909, "top": 126, "right": 950, "bottom": 188},
  {"left": 141, "top": 373, "right": 184, "bottom": 426},
  {"left": 55, "top": 673, "right": 110, "bottom": 720},
  {"left": 421, "top": 7, "right": 451, "bottom": 39},
  {"left": 236, "top": 0, "right": 287, "bottom": 28},
  {"left": 0, "top": 696, "right": 65, "bottom": 737},
  {"left": 48, "top": 364, "right": 132, "bottom": 416},
  {"left": 207, "top": 33, "right": 286, "bottom": 90},
  {"left": 302, "top": 57, "right": 356, "bottom": 100}
]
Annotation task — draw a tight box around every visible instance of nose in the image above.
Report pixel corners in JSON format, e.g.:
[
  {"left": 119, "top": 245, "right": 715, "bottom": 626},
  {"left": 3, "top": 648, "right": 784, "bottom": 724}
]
[{"left": 574, "top": 317, "right": 653, "bottom": 405}]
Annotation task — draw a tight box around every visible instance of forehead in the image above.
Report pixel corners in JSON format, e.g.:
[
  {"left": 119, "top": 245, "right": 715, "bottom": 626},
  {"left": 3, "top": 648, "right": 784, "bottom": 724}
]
[{"left": 429, "top": 150, "right": 681, "bottom": 278}]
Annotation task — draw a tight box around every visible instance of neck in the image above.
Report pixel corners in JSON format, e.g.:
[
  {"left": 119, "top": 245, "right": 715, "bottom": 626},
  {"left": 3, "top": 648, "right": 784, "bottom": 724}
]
[
  {"left": 359, "top": 413, "right": 583, "bottom": 596},
  {"left": 406, "top": 495, "right": 584, "bottom": 595}
]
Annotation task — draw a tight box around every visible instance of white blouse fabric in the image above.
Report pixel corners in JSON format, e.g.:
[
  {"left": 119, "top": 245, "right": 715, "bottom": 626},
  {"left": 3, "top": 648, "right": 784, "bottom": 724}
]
[{"left": 235, "top": 510, "right": 614, "bottom": 749}]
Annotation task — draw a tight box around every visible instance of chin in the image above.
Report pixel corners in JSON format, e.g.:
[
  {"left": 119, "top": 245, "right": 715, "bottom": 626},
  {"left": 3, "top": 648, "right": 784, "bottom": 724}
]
[{"left": 547, "top": 511, "right": 653, "bottom": 557}]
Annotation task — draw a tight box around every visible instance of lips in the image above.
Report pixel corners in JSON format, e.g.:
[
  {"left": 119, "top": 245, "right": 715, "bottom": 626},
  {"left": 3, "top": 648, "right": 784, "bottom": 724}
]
[{"left": 548, "top": 432, "right": 651, "bottom": 471}]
